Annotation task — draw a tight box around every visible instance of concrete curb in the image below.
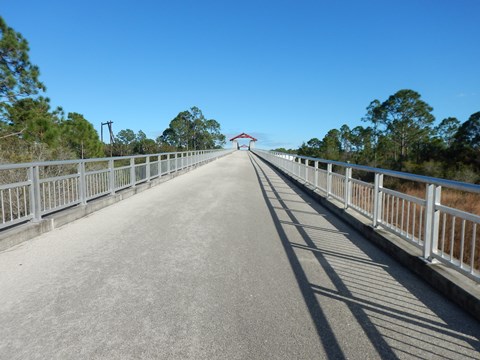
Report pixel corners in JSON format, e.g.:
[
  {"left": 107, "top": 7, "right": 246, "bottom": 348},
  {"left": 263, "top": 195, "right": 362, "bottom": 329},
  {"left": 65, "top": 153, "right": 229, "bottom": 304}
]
[
  {"left": 256, "top": 154, "right": 480, "bottom": 322},
  {"left": 0, "top": 164, "right": 202, "bottom": 252}
]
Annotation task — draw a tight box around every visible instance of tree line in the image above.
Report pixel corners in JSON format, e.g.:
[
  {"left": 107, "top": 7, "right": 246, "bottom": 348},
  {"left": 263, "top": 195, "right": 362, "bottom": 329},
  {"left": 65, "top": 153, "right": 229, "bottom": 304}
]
[
  {"left": 111, "top": 107, "right": 225, "bottom": 157},
  {"left": 277, "top": 89, "right": 479, "bottom": 183},
  {"left": 0, "top": 16, "right": 225, "bottom": 163}
]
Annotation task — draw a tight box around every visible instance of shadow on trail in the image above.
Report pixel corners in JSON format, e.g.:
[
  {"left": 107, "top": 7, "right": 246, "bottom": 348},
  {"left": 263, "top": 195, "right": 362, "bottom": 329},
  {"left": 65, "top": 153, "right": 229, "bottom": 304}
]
[{"left": 248, "top": 152, "right": 480, "bottom": 360}]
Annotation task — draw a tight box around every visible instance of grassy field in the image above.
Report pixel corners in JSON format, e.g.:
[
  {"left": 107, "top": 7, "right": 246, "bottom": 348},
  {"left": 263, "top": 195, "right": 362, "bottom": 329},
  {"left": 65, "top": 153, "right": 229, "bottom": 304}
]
[{"left": 399, "top": 185, "right": 480, "bottom": 272}]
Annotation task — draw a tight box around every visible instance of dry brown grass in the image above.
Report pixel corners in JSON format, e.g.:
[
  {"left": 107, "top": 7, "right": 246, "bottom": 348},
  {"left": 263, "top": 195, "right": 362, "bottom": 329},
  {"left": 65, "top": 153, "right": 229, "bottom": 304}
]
[
  {"left": 399, "top": 185, "right": 480, "bottom": 272},
  {"left": 401, "top": 185, "right": 480, "bottom": 216}
]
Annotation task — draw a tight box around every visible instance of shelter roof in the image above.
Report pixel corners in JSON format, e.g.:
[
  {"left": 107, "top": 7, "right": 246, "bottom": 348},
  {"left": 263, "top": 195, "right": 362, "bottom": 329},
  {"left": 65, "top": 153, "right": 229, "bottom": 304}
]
[{"left": 229, "top": 132, "right": 257, "bottom": 141}]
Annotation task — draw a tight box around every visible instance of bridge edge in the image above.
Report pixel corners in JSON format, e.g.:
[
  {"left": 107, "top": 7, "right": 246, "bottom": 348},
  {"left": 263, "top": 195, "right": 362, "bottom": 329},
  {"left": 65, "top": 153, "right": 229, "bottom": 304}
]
[{"left": 253, "top": 152, "right": 480, "bottom": 323}]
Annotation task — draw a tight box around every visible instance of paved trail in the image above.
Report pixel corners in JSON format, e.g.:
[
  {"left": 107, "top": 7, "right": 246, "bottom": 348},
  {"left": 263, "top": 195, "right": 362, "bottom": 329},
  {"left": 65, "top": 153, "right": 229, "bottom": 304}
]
[{"left": 0, "top": 151, "right": 479, "bottom": 359}]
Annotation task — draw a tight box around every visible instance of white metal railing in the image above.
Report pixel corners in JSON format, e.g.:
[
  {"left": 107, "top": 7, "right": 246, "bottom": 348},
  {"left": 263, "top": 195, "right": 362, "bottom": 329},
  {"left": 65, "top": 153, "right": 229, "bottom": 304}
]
[
  {"left": 252, "top": 149, "right": 480, "bottom": 282},
  {"left": 0, "top": 149, "right": 232, "bottom": 230}
]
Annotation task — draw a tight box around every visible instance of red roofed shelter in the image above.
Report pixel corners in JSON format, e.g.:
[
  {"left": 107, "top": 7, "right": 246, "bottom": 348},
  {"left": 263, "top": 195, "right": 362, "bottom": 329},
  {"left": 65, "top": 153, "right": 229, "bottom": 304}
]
[{"left": 229, "top": 133, "right": 257, "bottom": 150}]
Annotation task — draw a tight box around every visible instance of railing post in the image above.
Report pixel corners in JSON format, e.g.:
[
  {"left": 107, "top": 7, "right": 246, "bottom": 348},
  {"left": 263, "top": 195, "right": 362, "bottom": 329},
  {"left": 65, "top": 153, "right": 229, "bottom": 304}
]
[
  {"left": 78, "top": 162, "right": 87, "bottom": 204},
  {"left": 146, "top": 156, "right": 151, "bottom": 182},
  {"left": 109, "top": 159, "right": 115, "bottom": 195},
  {"left": 166, "top": 154, "right": 170, "bottom": 174},
  {"left": 314, "top": 161, "right": 319, "bottom": 189},
  {"left": 327, "top": 163, "right": 333, "bottom": 198},
  {"left": 130, "top": 158, "right": 136, "bottom": 187},
  {"left": 344, "top": 166, "right": 352, "bottom": 209},
  {"left": 373, "top": 173, "right": 384, "bottom": 227},
  {"left": 433, "top": 185, "right": 442, "bottom": 259},
  {"left": 28, "top": 166, "right": 42, "bottom": 221},
  {"left": 424, "top": 184, "right": 442, "bottom": 260},
  {"left": 305, "top": 159, "right": 308, "bottom": 184}
]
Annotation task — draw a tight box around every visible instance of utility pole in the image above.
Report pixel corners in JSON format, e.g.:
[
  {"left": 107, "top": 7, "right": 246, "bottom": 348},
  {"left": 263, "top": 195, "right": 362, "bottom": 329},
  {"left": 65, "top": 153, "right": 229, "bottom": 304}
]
[{"left": 101, "top": 121, "right": 114, "bottom": 156}]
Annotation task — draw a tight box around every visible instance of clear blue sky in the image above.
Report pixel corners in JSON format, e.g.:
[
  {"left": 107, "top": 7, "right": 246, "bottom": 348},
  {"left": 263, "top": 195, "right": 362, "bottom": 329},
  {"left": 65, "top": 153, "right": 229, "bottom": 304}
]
[{"left": 2, "top": 0, "right": 479, "bottom": 149}]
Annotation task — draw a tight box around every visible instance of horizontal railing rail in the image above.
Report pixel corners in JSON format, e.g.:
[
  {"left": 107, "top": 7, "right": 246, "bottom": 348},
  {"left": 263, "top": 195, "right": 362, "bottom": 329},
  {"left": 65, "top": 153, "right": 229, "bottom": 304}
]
[
  {"left": 0, "top": 149, "right": 232, "bottom": 231},
  {"left": 252, "top": 149, "right": 480, "bottom": 282}
]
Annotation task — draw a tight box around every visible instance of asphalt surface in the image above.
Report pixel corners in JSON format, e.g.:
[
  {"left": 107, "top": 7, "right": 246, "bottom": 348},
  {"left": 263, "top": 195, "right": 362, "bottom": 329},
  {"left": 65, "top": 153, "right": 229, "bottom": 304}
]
[{"left": 0, "top": 151, "right": 479, "bottom": 360}]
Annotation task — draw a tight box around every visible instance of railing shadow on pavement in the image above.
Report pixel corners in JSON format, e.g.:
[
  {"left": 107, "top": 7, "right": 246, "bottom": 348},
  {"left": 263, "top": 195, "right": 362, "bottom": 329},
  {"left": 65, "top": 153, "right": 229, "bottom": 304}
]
[{"left": 249, "top": 152, "right": 480, "bottom": 360}]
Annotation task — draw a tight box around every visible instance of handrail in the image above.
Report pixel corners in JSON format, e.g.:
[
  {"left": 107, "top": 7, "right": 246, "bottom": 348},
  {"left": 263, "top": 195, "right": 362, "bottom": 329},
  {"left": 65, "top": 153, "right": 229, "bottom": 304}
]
[
  {"left": 269, "top": 151, "right": 480, "bottom": 194},
  {"left": 0, "top": 149, "right": 233, "bottom": 230},
  {"left": 252, "top": 149, "right": 480, "bottom": 282},
  {"left": 0, "top": 150, "right": 225, "bottom": 169}
]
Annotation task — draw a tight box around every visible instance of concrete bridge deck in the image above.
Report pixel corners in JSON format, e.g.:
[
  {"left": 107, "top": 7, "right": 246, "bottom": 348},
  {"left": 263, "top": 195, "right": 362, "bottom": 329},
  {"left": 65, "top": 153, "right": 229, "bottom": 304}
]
[{"left": 0, "top": 151, "right": 479, "bottom": 359}]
